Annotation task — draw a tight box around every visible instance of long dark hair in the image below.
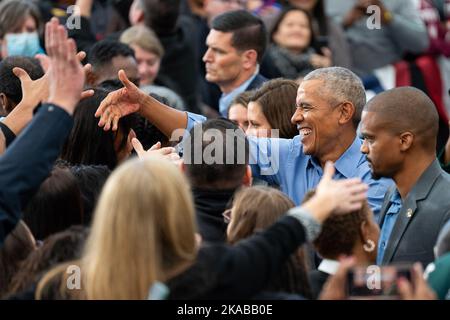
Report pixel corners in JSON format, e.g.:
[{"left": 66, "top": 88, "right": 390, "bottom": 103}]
[
  {"left": 0, "top": 221, "right": 35, "bottom": 298},
  {"left": 270, "top": 6, "right": 320, "bottom": 53},
  {"left": 6, "top": 226, "right": 89, "bottom": 298},
  {"left": 228, "top": 186, "right": 312, "bottom": 298},
  {"left": 249, "top": 78, "right": 298, "bottom": 139},
  {"left": 60, "top": 88, "right": 134, "bottom": 170},
  {"left": 23, "top": 167, "right": 84, "bottom": 240}
]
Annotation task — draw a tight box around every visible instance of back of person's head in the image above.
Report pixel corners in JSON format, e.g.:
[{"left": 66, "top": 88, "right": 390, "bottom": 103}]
[
  {"left": 140, "top": 0, "right": 181, "bottom": 36},
  {"left": 227, "top": 186, "right": 295, "bottom": 243},
  {"left": 183, "top": 118, "right": 249, "bottom": 190},
  {"left": 227, "top": 186, "right": 311, "bottom": 297},
  {"left": 0, "top": 0, "right": 42, "bottom": 40},
  {"left": 82, "top": 156, "right": 197, "bottom": 299},
  {"left": 7, "top": 225, "right": 89, "bottom": 298},
  {"left": 88, "top": 40, "right": 137, "bottom": 85},
  {"left": 0, "top": 56, "right": 44, "bottom": 114},
  {"left": 435, "top": 220, "right": 450, "bottom": 258},
  {"left": 69, "top": 165, "right": 111, "bottom": 225},
  {"left": 249, "top": 78, "right": 298, "bottom": 138},
  {"left": 364, "top": 87, "right": 439, "bottom": 153},
  {"left": 0, "top": 221, "right": 36, "bottom": 298},
  {"left": 120, "top": 24, "right": 164, "bottom": 58},
  {"left": 303, "top": 67, "right": 366, "bottom": 129},
  {"left": 307, "top": 190, "right": 378, "bottom": 263},
  {"left": 23, "top": 167, "right": 84, "bottom": 241},
  {"left": 211, "top": 10, "right": 267, "bottom": 63},
  {"left": 60, "top": 88, "right": 135, "bottom": 170}
]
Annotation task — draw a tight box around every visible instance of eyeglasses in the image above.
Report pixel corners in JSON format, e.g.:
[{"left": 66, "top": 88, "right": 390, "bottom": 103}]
[{"left": 222, "top": 209, "right": 232, "bottom": 224}]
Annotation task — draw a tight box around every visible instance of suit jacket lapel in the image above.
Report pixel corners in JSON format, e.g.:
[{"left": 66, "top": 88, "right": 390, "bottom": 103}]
[
  {"left": 381, "top": 199, "right": 417, "bottom": 264},
  {"left": 378, "top": 186, "right": 396, "bottom": 226},
  {"left": 382, "top": 160, "right": 442, "bottom": 264}
]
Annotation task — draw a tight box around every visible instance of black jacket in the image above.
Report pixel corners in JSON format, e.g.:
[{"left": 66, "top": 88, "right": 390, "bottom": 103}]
[
  {"left": 193, "top": 188, "right": 235, "bottom": 243},
  {"left": 167, "top": 215, "right": 308, "bottom": 299}
]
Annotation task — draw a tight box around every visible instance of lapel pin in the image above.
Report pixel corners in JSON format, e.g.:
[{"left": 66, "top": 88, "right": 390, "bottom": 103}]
[{"left": 406, "top": 208, "right": 413, "bottom": 218}]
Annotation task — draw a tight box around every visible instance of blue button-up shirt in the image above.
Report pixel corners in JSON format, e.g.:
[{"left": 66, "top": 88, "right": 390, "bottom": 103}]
[
  {"left": 376, "top": 190, "right": 402, "bottom": 264},
  {"left": 185, "top": 112, "right": 393, "bottom": 219}
]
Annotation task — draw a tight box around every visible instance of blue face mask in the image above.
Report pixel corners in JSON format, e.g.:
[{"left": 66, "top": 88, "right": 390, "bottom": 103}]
[{"left": 5, "top": 32, "right": 44, "bottom": 57}]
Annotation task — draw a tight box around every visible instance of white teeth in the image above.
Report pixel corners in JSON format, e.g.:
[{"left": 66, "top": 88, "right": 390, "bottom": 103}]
[{"left": 300, "top": 128, "right": 312, "bottom": 136}]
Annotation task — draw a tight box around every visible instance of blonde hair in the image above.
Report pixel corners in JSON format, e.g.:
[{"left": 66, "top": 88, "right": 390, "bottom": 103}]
[
  {"left": 76, "top": 156, "right": 195, "bottom": 299},
  {"left": 120, "top": 25, "right": 164, "bottom": 58}
]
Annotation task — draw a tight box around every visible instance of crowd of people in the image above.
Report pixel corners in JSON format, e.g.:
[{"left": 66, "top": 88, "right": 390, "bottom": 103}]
[{"left": 0, "top": 0, "right": 449, "bottom": 301}]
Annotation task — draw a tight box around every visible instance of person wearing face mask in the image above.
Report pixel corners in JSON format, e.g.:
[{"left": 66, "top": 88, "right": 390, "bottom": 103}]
[{"left": 0, "top": 0, "right": 44, "bottom": 60}]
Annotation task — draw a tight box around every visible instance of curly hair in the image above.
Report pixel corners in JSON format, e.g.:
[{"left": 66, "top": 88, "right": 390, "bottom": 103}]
[{"left": 303, "top": 190, "right": 371, "bottom": 260}]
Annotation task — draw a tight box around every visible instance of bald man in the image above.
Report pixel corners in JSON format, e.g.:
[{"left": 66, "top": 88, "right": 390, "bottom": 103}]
[{"left": 360, "top": 87, "right": 450, "bottom": 266}]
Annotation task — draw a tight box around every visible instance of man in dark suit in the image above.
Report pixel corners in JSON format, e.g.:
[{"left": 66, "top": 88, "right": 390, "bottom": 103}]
[
  {"left": 360, "top": 86, "right": 450, "bottom": 266},
  {"left": 203, "top": 10, "right": 268, "bottom": 116}
]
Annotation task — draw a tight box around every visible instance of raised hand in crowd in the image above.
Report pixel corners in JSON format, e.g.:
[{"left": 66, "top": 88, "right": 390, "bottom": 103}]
[
  {"left": 35, "top": 50, "right": 93, "bottom": 101},
  {"left": 302, "top": 162, "right": 368, "bottom": 223},
  {"left": 131, "top": 138, "right": 181, "bottom": 164},
  {"left": 1, "top": 21, "right": 92, "bottom": 135},
  {"left": 95, "top": 69, "right": 188, "bottom": 139},
  {"left": 342, "top": 0, "right": 390, "bottom": 28},
  {"left": 44, "top": 17, "right": 85, "bottom": 114},
  {"left": 95, "top": 70, "right": 146, "bottom": 131}
]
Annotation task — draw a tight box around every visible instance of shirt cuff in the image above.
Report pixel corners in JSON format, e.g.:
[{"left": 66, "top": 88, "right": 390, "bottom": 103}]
[{"left": 287, "top": 207, "right": 322, "bottom": 242}]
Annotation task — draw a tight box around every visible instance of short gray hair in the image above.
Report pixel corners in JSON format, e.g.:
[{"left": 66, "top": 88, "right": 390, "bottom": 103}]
[{"left": 303, "top": 67, "right": 366, "bottom": 128}]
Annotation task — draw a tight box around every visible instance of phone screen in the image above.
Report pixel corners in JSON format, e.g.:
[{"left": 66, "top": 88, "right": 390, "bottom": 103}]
[{"left": 347, "top": 264, "right": 413, "bottom": 300}]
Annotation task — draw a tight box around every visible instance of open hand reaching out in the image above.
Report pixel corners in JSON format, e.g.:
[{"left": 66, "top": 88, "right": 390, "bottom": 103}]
[{"left": 95, "top": 70, "right": 147, "bottom": 131}]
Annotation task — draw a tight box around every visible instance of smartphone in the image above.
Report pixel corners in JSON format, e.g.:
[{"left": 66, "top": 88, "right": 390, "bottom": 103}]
[
  {"left": 315, "top": 36, "right": 329, "bottom": 49},
  {"left": 347, "top": 264, "right": 413, "bottom": 300}
]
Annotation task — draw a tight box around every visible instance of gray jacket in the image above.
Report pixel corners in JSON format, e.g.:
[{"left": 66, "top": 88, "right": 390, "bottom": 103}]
[
  {"left": 379, "top": 160, "right": 450, "bottom": 266},
  {"left": 325, "top": 0, "right": 429, "bottom": 75}
]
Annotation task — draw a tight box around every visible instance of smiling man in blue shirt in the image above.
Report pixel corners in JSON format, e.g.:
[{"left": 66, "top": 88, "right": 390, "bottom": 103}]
[{"left": 96, "top": 67, "right": 392, "bottom": 218}]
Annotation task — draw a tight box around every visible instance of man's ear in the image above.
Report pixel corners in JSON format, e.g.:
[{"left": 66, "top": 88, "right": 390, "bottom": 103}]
[
  {"left": 0, "top": 93, "right": 15, "bottom": 115},
  {"left": 0, "top": 93, "right": 7, "bottom": 115},
  {"left": 337, "top": 101, "right": 355, "bottom": 125},
  {"left": 242, "top": 165, "right": 252, "bottom": 186},
  {"left": 134, "top": 7, "right": 145, "bottom": 24},
  {"left": 241, "top": 49, "right": 258, "bottom": 70},
  {"left": 399, "top": 132, "right": 414, "bottom": 152}
]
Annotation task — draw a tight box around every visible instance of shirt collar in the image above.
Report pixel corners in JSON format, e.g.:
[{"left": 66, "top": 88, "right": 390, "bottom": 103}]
[
  {"left": 318, "top": 259, "right": 340, "bottom": 275},
  {"left": 307, "top": 137, "right": 363, "bottom": 178},
  {"left": 389, "top": 189, "right": 402, "bottom": 206},
  {"left": 219, "top": 67, "right": 260, "bottom": 113}
]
